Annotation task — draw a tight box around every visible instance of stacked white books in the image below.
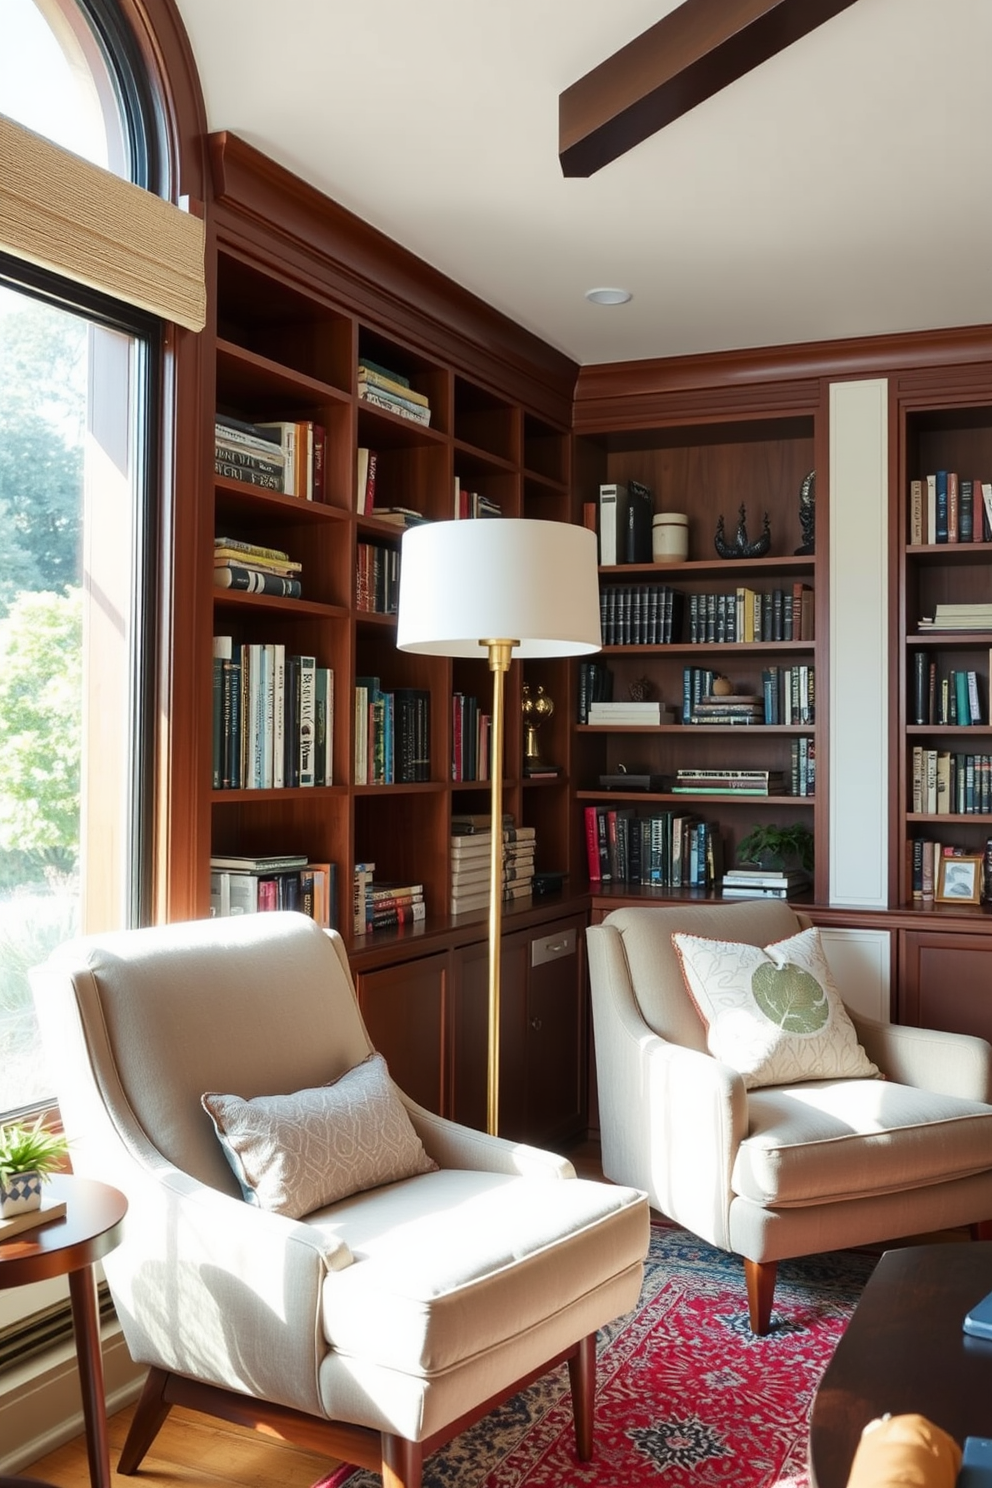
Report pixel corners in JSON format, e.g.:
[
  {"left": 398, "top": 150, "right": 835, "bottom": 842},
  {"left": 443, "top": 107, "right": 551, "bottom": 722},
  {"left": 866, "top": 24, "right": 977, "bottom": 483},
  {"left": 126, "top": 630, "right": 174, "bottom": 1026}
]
[
  {"left": 919, "top": 603, "right": 992, "bottom": 631},
  {"left": 587, "top": 701, "right": 674, "bottom": 725},
  {"left": 450, "top": 819, "right": 537, "bottom": 914},
  {"left": 721, "top": 867, "right": 811, "bottom": 899}
]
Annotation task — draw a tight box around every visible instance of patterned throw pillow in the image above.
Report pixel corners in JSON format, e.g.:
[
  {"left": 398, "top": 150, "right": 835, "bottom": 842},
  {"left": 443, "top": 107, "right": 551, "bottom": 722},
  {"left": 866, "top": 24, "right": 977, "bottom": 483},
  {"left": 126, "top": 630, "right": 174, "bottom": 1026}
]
[
  {"left": 672, "top": 926, "right": 880, "bottom": 1090},
  {"left": 202, "top": 1052, "right": 437, "bottom": 1218}
]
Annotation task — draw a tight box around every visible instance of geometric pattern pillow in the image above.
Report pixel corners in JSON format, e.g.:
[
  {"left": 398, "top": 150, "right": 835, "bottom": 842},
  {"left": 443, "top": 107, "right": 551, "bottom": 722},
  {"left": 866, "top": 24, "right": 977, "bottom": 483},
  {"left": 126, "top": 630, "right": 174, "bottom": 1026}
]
[
  {"left": 672, "top": 926, "right": 880, "bottom": 1090},
  {"left": 202, "top": 1052, "right": 437, "bottom": 1219}
]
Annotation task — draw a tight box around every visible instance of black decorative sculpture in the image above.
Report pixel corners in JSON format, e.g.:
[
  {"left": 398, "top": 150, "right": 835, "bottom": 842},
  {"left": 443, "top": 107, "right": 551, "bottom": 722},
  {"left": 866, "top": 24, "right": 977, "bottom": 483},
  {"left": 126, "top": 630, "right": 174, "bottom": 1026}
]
[
  {"left": 714, "top": 504, "right": 771, "bottom": 559},
  {"left": 795, "top": 470, "right": 815, "bottom": 555}
]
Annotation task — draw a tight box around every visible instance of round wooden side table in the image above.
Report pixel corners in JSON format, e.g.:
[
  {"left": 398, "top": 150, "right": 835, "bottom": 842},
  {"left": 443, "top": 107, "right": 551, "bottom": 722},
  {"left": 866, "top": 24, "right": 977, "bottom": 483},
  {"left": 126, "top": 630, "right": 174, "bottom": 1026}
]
[{"left": 0, "top": 1175, "right": 127, "bottom": 1488}]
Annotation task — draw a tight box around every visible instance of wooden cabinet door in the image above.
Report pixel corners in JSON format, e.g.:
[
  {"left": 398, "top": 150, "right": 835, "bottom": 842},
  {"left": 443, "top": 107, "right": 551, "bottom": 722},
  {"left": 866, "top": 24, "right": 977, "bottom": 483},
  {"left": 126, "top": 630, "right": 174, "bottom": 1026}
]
[
  {"left": 898, "top": 930, "right": 992, "bottom": 1043},
  {"left": 524, "top": 916, "right": 587, "bottom": 1147},
  {"left": 356, "top": 952, "right": 448, "bottom": 1115},
  {"left": 449, "top": 933, "right": 529, "bottom": 1137}
]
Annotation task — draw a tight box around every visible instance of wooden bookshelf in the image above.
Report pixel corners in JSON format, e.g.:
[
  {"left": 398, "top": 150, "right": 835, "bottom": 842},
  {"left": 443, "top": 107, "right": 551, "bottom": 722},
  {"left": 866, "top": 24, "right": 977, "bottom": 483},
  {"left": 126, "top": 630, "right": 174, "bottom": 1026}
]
[{"left": 570, "top": 406, "right": 823, "bottom": 903}]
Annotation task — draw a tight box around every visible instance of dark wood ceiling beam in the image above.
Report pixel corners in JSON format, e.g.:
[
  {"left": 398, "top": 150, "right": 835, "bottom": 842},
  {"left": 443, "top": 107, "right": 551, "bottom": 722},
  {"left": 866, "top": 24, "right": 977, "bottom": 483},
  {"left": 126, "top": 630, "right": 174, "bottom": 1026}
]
[{"left": 559, "top": 0, "right": 860, "bottom": 177}]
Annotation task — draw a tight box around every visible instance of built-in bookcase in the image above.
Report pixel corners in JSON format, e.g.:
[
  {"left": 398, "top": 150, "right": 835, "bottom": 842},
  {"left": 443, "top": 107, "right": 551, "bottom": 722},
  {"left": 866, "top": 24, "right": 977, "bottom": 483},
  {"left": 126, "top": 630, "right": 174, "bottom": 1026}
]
[
  {"left": 897, "top": 376, "right": 992, "bottom": 911},
  {"left": 206, "top": 143, "right": 576, "bottom": 947},
  {"left": 571, "top": 406, "right": 823, "bottom": 903}
]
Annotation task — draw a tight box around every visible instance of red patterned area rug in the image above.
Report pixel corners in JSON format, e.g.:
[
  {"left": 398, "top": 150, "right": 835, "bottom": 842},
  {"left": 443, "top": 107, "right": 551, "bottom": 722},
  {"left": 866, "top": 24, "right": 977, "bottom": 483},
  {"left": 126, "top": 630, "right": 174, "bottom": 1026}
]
[{"left": 318, "top": 1220, "right": 876, "bottom": 1488}]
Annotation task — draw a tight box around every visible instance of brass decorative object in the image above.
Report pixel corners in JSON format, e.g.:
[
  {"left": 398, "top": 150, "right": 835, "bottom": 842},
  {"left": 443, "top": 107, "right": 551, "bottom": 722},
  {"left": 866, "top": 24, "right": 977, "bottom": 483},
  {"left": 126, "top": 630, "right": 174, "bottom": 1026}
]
[{"left": 522, "top": 683, "right": 557, "bottom": 775}]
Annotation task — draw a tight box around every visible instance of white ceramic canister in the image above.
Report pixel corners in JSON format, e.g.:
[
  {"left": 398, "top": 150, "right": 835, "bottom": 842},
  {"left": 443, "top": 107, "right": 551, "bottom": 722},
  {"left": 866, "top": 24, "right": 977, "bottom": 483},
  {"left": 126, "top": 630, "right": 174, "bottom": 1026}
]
[{"left": 652, "top": 512, "right": 689, "bottom": 563}]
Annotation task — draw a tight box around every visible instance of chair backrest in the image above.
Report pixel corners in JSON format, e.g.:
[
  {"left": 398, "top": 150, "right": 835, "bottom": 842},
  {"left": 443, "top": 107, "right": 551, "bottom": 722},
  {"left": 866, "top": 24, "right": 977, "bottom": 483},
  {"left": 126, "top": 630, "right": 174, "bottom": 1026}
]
[
  {"left": 596, "top": 900, "right": 805, "bottom": 1050},
  {"left": 31, "top": 912, "right": 374, "bottom": 1198}
]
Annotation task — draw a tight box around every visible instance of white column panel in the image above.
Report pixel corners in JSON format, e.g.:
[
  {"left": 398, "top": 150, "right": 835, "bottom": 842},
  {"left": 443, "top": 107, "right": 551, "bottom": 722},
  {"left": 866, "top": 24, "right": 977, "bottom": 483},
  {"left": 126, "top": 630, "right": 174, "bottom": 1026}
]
[
  {"left": 829, "top": 379, "right": 889, "bottom": 907},
  {"left": 817, "top": 925, "right": 892, "bottom": 1022}
]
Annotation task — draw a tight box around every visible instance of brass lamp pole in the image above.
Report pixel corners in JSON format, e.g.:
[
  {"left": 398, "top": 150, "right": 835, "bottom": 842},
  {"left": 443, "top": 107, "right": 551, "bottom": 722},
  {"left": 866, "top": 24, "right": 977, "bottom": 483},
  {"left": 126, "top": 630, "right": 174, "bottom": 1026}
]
[{"left": 397, "top": 519, "right": 601, "bottom": 1136}]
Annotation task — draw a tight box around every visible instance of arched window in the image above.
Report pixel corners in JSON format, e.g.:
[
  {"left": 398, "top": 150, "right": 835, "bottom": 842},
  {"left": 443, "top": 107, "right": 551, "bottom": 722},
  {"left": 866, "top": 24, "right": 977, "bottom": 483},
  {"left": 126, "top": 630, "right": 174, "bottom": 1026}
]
[{"left": 0, "top": 0, "right": 183, "bottom": 1117}]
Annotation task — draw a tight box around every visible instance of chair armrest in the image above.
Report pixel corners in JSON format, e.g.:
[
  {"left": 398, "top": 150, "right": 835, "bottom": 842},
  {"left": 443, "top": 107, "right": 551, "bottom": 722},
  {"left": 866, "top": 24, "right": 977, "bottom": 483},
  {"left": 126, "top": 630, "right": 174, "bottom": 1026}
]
[
  {"left": 403, "top": 1098, "right": 575, "bottom": 1178},
  {"left": 587, "top": 922, "right": 747, "bottom": 1250},
  {"left": 849, "top": 1011, "right": 992, "bottom": 1101},
  {"left": 107, "top": 1156, "right": 347, "bottom": 1417}
]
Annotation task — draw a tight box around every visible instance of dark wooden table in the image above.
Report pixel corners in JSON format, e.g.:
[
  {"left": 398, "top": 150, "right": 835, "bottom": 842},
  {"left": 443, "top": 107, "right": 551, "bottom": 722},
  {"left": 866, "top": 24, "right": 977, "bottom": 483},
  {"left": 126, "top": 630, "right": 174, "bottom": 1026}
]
[
  {"left": 0, "top": 1176, "right": 127, "bottom": 1488},
  {"left": 809, "top": 1242, "right": 992, "bottom": 1488}
]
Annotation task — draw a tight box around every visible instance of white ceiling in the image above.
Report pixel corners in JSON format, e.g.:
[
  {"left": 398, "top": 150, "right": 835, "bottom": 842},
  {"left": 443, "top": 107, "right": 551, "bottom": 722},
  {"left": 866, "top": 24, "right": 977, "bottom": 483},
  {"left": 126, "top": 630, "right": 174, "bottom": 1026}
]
[{"left": 175, "top": 0, "right": 992, "bottom": 368}]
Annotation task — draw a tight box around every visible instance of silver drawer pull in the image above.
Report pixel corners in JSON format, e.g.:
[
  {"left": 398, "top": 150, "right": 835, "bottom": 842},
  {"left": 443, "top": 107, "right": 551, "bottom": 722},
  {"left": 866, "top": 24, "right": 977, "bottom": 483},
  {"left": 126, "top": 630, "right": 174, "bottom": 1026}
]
[{"left": 531, "top": 927, "right": 577, "bottom": 966}]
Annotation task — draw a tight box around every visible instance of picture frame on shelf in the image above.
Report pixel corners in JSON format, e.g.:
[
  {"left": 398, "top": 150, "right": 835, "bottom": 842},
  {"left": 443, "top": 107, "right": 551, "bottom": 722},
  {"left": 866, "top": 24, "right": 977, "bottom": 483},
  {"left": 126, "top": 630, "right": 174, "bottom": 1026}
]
[{"left": 935, "top": 854, "right": 983, "bottom": 905}]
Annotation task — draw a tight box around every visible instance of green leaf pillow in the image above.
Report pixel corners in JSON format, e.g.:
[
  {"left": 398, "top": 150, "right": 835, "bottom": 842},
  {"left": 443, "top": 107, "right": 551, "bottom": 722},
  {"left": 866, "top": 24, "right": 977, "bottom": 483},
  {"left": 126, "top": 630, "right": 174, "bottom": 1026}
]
[{"left": 672, "top": 926, "right": 880, "bottom": 1089}]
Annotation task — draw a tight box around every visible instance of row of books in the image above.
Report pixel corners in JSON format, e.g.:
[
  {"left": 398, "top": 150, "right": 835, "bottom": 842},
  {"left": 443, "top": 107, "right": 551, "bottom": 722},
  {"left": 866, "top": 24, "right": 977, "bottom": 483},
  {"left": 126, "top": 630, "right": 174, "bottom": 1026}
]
[
  {"left": 352, "top": 862, "right": 426, "bottom": 933},
  {"left": 215, "top": 415, "right": 325, "bottom": 499},
  {"left": 911, "top": 654, "right": 985, "bottom": 726},
  {"left": 680, "top": 667, "right": 815, "bottom": 727},
  {"left": 450, "top": 816, "right": 536, "bottom": 914},
  {"left": 687, "top": 584, "right": 814, "bottom": 645},
  {"left": 452, "top": 693, "right": 491, "bottom": 781},
  {"left": 212, "top": 638, "right": 334, "bottom": 790},
  {"left": 918, "top": 603, "right": 992, "bottom": 633},
  {"left": 577, "top": 660, "right": 613, "bottom": 723},
  {"left": 354, "top": 680, "right": 430, "bottom": 785},
  {"left": 358, "top": 359, "right": 432, "bottom": 426},
  {"left": 911, "top": 747, "right": 992, "bottom": 816},
  {"left": 720, "top": 867, "right": 811, "bottom": 899},
  {"left": 356, "top": 540, "right": 400, "bottom": 614},
  {"left": 908, "top": 474, "right": 992, "bottom": 545},
  {"left": 214, "top": 536, "right": 303, "bottom": 599},
  {"left": 908, "top": 840, "right": 992, "bottom": 904},
  {"left": 454, "top": 476, "right": 501, "bottom": 520},
  {"left": 597, "top": 481, "right": 653, "bottom": 566},
  {"left": 209, "top": 854, "right": 337, "bottom": 927},
  {"left": 584, "top": 805, "right": 723, "bottom": 889},
  {"left": 600, "top": 584, "right": 685, "bottom": 646}
]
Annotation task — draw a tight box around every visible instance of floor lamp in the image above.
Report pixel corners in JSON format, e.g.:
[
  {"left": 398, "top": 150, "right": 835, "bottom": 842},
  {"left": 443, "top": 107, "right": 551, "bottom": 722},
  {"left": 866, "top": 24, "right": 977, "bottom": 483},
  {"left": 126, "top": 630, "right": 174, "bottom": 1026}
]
[{"left": 397, "top": 518, "right": 602, "bottom": 1135}]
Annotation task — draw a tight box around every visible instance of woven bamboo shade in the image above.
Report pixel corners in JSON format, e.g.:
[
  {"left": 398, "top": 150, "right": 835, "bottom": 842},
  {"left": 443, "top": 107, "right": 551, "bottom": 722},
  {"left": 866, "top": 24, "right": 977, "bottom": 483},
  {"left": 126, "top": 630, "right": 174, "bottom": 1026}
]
[{"left": 0, "top": 114, "right": 205, "bottom": 331}]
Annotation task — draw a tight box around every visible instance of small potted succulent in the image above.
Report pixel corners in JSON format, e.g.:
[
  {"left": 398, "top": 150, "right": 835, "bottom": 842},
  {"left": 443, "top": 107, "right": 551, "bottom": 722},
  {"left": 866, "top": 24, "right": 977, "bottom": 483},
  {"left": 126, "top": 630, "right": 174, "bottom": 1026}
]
[
  {"left": 736, "top": 823, "right": 815, "bottom": 875},
  {"left": 0, "top": 1117, "right": 70, "bottom": 1217}
]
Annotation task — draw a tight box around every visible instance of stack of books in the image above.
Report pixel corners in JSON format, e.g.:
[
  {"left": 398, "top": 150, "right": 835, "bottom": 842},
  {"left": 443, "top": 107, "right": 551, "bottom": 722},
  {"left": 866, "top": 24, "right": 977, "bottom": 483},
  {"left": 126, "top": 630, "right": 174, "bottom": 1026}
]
[
  {"left": 673, "top": 768, "right": 786, "bottom": 796},
  {"left": 587, "top": 700, "right": 674, "bottom": 725},
  {"left": 449, "top": 816, "right": 536, "bottom": 915},
  {"left": 721, "top": 867, "right": 811, "bottom": 899},
  {"left": 352, "top": 863, "right": 425, "bottom": 934},
  {"left": 214, "top": 536, "right": 302, "bottom": 598},
  {"left": 358, "top": 359, "right": 431, "bottom": 426},
  {"left": 210, "top": 854, "right": 337, "bottom": 926},
  {"left": 214, "top": 415, "right": 286, "bottom": 491},
  {"left": 918, "top": 603, "right": 992, "bottom": 631},
  {"left": 370, "top": 507, "right": 428, "bottom": 527},
  {"left": 689, "top": 693, "right": 765, "bottom": 725}
]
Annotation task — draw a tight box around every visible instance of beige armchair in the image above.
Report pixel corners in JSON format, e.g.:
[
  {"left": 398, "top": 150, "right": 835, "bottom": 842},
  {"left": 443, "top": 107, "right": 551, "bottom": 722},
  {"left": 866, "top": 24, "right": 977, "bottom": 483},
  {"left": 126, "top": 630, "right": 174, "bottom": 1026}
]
[
  {"left": 587, "top": 899, "right": 992, "bottom": 1335},
  {"left": 31, "top": 912, "right": 649, "bottom": 1488}
]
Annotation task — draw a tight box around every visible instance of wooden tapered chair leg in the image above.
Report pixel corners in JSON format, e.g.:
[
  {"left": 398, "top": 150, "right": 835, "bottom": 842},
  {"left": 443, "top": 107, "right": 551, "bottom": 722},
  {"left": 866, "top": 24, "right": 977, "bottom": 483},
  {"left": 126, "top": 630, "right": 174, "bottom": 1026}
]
[
  {"left": 382, "top": 1434, "right": 423, "bottom": 1488},
  {"left": 118, "top": 1367, "right": 173, "bottom": 1474},
  {"left": 744, "top": 1258, "right": 777, "bottom": 1336},
  {"left": 567, "top": 1331, "right": 597, "bottom": 1461}
]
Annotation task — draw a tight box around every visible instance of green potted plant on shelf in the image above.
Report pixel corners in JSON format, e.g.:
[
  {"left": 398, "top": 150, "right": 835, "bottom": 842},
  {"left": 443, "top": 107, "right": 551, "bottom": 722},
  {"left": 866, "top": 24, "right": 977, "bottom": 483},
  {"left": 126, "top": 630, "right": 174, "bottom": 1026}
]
[
  {"left": 736, "top": 823, "right": 814, "bottom": 875},
  {"left": 0, "top": 1117, "right": 70, "bottom": 1218}
]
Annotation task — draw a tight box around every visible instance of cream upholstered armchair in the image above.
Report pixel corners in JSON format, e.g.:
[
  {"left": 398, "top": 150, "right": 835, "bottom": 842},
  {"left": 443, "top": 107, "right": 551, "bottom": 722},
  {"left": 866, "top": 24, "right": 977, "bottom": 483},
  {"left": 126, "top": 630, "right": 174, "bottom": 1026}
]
[
  {"left": 586, "top": 899, "right": 992, "bottom": 1335},
  {"left": 31, "top": 912, "right": 649, "bottom": 1488}
]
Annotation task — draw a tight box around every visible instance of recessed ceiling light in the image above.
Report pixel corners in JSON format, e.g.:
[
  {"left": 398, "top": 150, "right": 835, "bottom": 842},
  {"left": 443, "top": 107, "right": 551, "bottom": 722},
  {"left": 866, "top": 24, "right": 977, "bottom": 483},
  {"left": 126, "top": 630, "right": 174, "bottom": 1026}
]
[{"left": 585, "top": 287, "right": 632, "bottom": 306}]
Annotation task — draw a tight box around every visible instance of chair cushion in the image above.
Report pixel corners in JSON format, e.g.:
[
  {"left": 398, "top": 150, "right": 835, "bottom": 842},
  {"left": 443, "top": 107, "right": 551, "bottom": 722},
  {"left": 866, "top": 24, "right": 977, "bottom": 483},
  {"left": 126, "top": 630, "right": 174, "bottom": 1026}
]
[
  {"left": 202, "top": 1052, "right": 436, "bottom": 1218},
  {"left": 734, "top": 1079, "right": 992, "bottom": 1206},
  {"left": 673, "top": 925, "right": 879, "bottom": 1089},
  {"left": 309, "top": 1169, "right": 648, "bottom": 1375}
]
